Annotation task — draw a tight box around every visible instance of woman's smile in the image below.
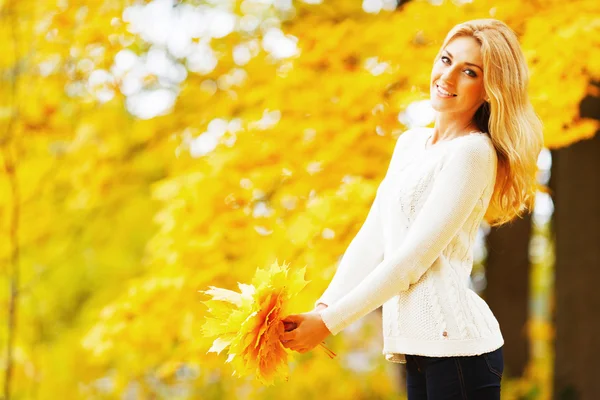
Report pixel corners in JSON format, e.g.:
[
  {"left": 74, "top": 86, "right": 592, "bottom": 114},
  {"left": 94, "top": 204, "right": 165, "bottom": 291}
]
[{"left": 434, "top": 84, "right": 457, "bottom": 98}]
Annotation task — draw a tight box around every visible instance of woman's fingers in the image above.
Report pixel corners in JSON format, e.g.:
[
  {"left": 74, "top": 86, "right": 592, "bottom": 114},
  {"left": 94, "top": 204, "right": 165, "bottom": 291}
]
[
  {"left": 280, "top": 330, "right": 296, "bottom": 342},
  {"left": 282, "top": 340, "right": 308, "bottom": 353},
  {"left": 281, "top": 340, "right": 300, "bottom": 350},
  {"left": 280, "top": 329, "right": 298, "bottom": 349}
]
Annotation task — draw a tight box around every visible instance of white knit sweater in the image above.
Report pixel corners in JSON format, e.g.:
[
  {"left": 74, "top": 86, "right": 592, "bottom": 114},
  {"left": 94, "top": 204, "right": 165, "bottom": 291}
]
[{"left": 316, "top": 127, "right": 504, "bottom": 363}]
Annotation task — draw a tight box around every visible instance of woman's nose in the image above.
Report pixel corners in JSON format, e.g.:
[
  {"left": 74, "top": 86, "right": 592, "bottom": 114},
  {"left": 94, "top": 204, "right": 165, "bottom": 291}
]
[
  {"left": 440, "top": 65, "right": 460, "bottom": 81},
  {"left": 440, "top": 69, "right": 456, "bottom": 84}
]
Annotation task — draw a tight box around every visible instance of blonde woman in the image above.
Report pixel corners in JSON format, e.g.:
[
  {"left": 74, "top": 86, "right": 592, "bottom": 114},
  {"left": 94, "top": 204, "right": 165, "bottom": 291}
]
[{"left": 280, "top": 19, "right": 543, "bottom": 399}]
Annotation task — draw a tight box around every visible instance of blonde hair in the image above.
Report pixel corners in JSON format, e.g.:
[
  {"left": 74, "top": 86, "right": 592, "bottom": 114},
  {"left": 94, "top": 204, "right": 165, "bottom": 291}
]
[{"left": 434, "top": 19, "right": 544, "bottom": 227}]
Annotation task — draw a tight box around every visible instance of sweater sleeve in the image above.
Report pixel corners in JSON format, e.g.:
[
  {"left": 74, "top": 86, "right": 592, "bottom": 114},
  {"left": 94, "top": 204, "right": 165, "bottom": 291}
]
[
  {"left": 313, "top": 130, "right": 416, "bottom": 309},
  {"left": 319, "top": 139, "right": 495, "bottom": 335}
]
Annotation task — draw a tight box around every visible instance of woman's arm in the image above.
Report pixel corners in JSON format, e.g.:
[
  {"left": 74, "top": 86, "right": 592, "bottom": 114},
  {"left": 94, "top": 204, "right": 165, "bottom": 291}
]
[{"left": 319, "top": 139, "right": 496, "bottom": 335}]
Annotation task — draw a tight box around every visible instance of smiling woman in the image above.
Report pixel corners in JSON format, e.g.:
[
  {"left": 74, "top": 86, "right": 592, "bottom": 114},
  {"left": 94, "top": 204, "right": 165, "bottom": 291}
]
[
  {"left": 429, "top": 36, "right": 488, "bottom": 142},
  {"left": 432, "top": 39, "right": 484, "bottom": 103},
  {"left": 283, "top": 18, "right": 543, "bottom": 400},
  {"left": 428, "top": 19, "right": 544, "bottom": 227}
]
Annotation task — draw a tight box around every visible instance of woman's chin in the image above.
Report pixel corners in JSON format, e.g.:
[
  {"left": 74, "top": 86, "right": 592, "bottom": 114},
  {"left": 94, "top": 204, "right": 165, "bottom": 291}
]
[{"left": 430, "top": 99, "right": 449, "bottom": 111}]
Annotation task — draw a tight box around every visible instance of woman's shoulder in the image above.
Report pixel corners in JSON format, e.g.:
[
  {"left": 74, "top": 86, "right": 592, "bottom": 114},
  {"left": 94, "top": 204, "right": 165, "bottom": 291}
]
[
  {"left": 447, "top": 133, "right": 497, "bottom": 176},
  {"left": 457, "top": 133, "right": 496, "bottom": 159}
]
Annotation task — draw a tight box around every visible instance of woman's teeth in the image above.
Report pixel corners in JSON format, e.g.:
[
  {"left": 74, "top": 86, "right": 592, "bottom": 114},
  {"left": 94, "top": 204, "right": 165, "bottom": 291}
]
[{"left": 436, "top": 85, "right": 456, "bottom": 97}]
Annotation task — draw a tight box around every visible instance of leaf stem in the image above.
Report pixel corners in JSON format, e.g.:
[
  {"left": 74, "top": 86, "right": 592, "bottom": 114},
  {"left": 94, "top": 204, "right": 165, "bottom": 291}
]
[{"left": 319, "top": 342, "right": 336, "bottom": 359}]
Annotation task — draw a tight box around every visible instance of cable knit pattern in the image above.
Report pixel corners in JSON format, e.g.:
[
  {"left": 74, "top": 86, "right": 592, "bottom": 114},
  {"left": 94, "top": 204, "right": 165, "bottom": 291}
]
[{"left": 315, "top": 127, "right": 504, "bottom": 361}]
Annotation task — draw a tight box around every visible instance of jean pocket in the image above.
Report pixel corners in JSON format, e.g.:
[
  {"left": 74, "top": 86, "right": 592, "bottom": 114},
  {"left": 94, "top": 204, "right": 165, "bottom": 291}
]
[{"left": 483, "top": 347, "right": 504, "bottom": 379}]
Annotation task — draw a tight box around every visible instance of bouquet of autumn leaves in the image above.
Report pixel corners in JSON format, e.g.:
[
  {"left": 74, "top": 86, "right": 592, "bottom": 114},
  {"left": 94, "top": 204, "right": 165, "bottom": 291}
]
[{"left": 200, "top": 260, "right": 336, "bottom": 385}]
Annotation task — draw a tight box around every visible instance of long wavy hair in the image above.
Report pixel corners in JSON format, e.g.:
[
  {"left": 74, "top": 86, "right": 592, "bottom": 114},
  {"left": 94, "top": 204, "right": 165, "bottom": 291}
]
[{"left": 433, "top": 19, "right": 544, "bottom": 227}]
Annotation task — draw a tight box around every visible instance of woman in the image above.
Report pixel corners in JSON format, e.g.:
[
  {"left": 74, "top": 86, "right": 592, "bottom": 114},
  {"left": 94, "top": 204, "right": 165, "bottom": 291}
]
[{"left": 280, "top": 18, "right": 543, "bottom": 399}]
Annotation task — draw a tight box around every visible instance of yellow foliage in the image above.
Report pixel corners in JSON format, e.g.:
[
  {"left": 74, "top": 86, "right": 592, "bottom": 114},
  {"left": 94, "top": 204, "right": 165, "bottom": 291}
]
[{"left": 1, "top": 0, "right": 598, "bottom": 398}]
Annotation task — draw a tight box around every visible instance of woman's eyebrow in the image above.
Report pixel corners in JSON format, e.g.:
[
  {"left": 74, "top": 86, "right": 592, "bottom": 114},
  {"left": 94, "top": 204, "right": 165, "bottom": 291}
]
[{"left": 443, "top": 49, "right": 483, "bottom": 71}]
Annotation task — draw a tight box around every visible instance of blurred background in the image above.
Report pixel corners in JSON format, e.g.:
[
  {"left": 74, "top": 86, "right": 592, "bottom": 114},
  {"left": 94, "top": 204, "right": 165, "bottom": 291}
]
[{"left": 1, "top": 0, "right": 599, "bottom": 399}]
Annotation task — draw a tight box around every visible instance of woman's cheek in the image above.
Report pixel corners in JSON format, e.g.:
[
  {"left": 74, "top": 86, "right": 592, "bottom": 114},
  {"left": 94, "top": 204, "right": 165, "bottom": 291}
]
[{"left": 431, "top": 62, "right": 443, "bottom": 77}]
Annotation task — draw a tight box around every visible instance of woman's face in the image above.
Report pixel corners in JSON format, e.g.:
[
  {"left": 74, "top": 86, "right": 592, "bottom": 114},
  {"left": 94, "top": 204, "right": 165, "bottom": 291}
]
[{"left": 430, "top": 36, "right": 487, "bottom": 115}]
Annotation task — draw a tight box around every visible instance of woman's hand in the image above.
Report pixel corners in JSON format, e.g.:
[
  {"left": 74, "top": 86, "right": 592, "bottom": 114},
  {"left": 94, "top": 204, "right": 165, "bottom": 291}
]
[
  {"left": 280, "top": 311, "right": 331, "bottom": 354},
  {"left": 282, "top": 303, "right": 328, "bottom": 331}
]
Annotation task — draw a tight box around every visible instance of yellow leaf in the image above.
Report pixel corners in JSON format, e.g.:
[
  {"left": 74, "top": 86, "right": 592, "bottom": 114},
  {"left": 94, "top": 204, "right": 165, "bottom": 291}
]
[{"left": 200, "top": 259, "right": 309, "bottom": 385}]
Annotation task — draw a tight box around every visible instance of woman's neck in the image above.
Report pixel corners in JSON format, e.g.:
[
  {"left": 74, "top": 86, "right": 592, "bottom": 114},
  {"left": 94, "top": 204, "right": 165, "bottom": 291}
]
[{"left": 432, "top": 113, "right": 479, "bottom": 144}]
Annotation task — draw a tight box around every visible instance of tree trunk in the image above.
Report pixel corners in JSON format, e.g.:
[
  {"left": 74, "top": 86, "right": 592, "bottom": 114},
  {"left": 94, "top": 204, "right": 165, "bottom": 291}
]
[
  {"left": 551, "top": 130, "right": 600, "bottom": 400},
  {"left": 485, "top": 214, "right": 531, "bottom": 378}
]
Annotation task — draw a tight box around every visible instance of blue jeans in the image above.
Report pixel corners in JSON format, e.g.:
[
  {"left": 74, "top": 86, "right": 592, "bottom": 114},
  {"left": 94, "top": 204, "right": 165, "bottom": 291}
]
[{"left": 405, "top": 346, "right": 504, "bottom": 399}]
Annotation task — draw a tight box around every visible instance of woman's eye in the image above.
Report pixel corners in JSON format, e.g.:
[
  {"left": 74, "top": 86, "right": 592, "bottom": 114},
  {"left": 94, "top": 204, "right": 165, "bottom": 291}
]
[{"left": 441, "top": 56, "right": 478, "bottom": 77}]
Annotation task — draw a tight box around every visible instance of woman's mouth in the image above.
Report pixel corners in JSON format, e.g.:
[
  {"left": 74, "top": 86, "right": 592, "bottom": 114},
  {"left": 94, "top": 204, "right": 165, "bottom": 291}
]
[{"left": 435, "top": 84, "right": 457, "bottom": 98}]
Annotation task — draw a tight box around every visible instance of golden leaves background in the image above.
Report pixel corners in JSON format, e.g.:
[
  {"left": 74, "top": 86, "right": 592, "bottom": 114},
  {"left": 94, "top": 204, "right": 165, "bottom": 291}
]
[{"left": 1, "top": 0, "right": 598, "bottom": 398}]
